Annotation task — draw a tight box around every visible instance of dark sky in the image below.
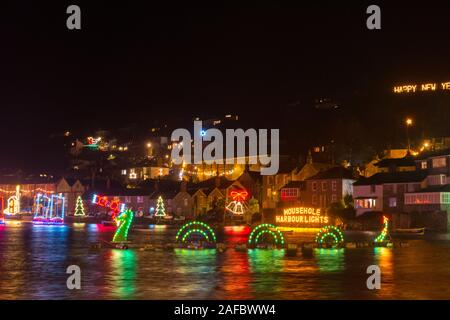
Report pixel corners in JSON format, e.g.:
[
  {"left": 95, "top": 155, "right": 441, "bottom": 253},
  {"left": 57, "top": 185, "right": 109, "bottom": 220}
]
[{"left": 1, "top": 0, "right": 450, "bottom": 171}]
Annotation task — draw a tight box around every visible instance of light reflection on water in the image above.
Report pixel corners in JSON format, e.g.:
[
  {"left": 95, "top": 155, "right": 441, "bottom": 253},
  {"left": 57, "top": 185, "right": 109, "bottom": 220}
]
[{"left": 1, "top": 223, "right": 450, "bottom": 299}]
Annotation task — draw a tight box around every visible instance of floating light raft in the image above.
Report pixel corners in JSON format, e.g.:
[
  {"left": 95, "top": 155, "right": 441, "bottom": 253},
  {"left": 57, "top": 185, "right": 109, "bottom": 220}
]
[
  {"left": 315, "top": 226, "right": 344, "bottom": 248},
  {"left": 247, "top": 223, "right": 285, "bottom": 248},
  {"left": 32, "top": 194, "right": 65, "bottom": 225},
  {"left": 176, "top": 221, "right": 217, "bottom": 244}
]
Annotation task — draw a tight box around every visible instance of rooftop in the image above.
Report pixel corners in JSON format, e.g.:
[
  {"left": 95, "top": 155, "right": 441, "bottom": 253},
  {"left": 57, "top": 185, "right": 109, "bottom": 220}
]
[
  {"left": 307, "top": 166, "right": 357, "bottom": 180},
  {"left": 353, "top": 171, "right": 428, "bottom": 186}
]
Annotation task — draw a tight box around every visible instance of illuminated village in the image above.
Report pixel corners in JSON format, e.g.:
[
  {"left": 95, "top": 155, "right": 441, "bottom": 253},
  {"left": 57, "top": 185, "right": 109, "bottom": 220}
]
[{"left": 1, "top": 2, "right": 450, "bottom": 302}]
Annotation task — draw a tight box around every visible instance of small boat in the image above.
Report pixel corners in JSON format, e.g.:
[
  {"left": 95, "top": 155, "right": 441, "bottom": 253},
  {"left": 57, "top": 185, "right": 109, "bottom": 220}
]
[{"left": 392, "top": 227, "right": 425, "bottom": 236}]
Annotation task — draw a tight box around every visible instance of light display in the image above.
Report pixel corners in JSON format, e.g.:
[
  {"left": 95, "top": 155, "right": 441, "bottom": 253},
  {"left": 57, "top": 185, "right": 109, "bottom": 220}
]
[
  {"left": 175, "top": 221, "right": 217, "bottom": 243},
  {"left": 85, "top": 136, "right": 101, "bottom": 149},
  {"left": 393, "top": 81, "right": 450, "bottom": 93},
  {"left": 0, "top": 197, "right": 4, "bottom": 225},
  {"left": 275, "top": 206, "right": 329, "bottom": 227},
  {"left": 33, "top": 194, "right": 65, "bottom": 225},
  {"left": 92, "top": 194, "right": 125, "bottom": 218},
  {"left": 247, "top": 223, "right": 285, "bottom": 247},
  {"left": 315, "top": 226, "right": 344, "bottom": 248},
  {"left": 112, "top": 209, "right": 134, "bottom": 243},
  {"left": 74, "top": 196, "right": 86, "bottom": 216},
  {"left": 155, "top": 196, "right": 166, "bottom": 217},
  {"left": 3, "top": 185, "right": 20, "bottom": 215},
  {"left": 374, "top": 215, "right": 389, "bottom": 243},
  {"left": 226, "top": 189, "right": 248, "bottom": 215}
]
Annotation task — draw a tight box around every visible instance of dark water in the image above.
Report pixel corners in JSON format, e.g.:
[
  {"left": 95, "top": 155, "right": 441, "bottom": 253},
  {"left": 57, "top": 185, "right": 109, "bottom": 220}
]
[{"left": 1, "top": 222, "right": 450, "bottom": 300}]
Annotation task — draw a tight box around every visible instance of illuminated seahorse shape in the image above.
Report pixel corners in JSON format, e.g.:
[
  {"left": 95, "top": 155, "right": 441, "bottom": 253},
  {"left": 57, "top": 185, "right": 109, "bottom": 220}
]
[
  {"left": 374, "top": 216, "right": 389, "bottom": 243},
  {"left": 112, "top": 209, "right": 134, "bottom": 243}
]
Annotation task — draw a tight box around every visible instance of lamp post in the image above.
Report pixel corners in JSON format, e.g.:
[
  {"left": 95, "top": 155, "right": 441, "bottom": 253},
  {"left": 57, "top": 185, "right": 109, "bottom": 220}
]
[{"left": 405, "top": 118, "right": 413, "bottom": 151}]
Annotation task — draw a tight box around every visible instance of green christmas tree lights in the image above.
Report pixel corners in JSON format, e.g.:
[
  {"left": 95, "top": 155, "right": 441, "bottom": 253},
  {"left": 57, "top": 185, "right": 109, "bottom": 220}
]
[
  {"left": 74, "top": 196, "right": 86, "bottom": 216},
  {"left": 155, "top": 196, "right": 166, "bottom": 217}
]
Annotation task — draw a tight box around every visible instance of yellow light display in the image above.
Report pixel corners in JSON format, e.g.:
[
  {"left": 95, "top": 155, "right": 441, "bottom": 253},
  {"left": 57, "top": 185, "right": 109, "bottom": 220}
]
[
  {"left": 275, "top": 206, "right": 329, "bottom": 227},
  {"left": 393, "top": 81, "right": 450, "bottom": 94}
]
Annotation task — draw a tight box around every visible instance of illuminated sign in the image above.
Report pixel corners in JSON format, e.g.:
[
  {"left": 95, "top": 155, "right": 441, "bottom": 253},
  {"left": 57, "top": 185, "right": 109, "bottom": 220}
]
[
  {"left": 393, "top": 81, "right": 450, "bottom": 94},
  {"left": 275, "top": 206, "right": 329, "bottom": 226}
]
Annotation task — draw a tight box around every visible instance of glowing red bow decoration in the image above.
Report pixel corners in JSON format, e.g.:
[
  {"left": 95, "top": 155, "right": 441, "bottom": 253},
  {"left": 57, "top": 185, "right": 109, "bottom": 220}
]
[{"left": 230, "top": 190, "right": 248, "bottom": 202}]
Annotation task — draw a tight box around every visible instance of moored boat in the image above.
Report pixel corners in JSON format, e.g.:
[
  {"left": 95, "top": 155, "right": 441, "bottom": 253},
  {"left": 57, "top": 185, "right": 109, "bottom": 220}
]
[{"left": 391, "top": 227, "right": 425, "bottom": 237}]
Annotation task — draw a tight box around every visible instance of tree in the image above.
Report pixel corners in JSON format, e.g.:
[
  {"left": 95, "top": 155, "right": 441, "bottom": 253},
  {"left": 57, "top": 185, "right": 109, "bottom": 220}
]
[
  {"left": 74, "top": 196, "right": 86, "bottom": 216},
  {"left": 328, "top": 197, "right": 356, "bottom": 222},
  {"left": 155, "top": 196, "right": 166, "bottom": 217}
]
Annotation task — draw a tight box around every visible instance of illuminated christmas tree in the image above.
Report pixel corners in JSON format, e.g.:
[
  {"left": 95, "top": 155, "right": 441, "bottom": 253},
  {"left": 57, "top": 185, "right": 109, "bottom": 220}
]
[
  {"left": 155, "top": 196, "right": 166, "bottom": 217},
  {"left": 74, "top": 196, "right": 86, "bottom": 216}
]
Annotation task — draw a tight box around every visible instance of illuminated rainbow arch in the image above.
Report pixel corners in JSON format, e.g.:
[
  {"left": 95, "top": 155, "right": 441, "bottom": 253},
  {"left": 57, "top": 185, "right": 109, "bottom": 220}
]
[
  {"left": 247, "top": 223, "right": 285, "bottom": 247},
  {"left": 175, "top": 221, "right": 217, "bottom": 243},
  {"left": 315, "top": 226, "right": 344, "bottom": 247}
]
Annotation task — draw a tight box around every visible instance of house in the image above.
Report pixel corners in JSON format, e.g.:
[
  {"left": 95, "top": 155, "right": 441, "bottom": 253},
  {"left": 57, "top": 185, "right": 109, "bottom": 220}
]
[
  {"left": 278, "top": 181, "right": 305, "bottom": 206},
  {"left": 0, "top": 175, "right": 86, "bottom": 215},
  {"left": 56, "top": 178, "right": 86, "bottom": 215},
  {"left": 84, "top": 186, "right": 153, "bottom": 216},
  {"left": 149, "top": 181, "right": 194, "bottom": 218},
  {"left": 353, "top": 148, "right": 450, "bottom": 231},
  {"left": 190, "top": 189, "right": 208, "bottom": 216},
  {"left": 302, "top": 166, "right": 357, "bottom": 209},
  {"left": 291, "top": 150, "right": 333, "bottom": 181},
  {"left": 353, "top": 171, "right": 427, "bottom": 217},
  {"left": 374, "top": 153, "right": 417, "bottom": 173},
  {"left": 261, "top": 161, "right": 297, "bottom": 211},
  {"left": 188, "top": 176, "right": 247, "bottom": 217},
  {"left": 403, "top": 148, "right": 450, "bottom": 230}
]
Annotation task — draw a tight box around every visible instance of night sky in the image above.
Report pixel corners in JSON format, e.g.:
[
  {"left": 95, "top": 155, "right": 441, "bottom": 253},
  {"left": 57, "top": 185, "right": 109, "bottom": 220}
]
[{"left": 1, "top": 1, "right": 450, "bottom": 171}]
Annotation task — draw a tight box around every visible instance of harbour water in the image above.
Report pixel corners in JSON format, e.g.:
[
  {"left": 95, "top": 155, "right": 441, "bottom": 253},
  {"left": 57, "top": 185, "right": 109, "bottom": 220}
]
[{"left": 1, "top": 222, "right": 450, "bottom": 299}]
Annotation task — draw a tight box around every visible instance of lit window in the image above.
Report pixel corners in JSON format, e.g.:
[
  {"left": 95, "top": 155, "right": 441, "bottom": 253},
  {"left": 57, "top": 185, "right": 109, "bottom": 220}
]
[
  {"left": 389, "top": 197, "right": 397, "bottom": 207},
  {"left": 331, "top": 194, "right": 337, "bottom": 202},
  {"left": 432, "top": 157, "right": 446, "bottom": 168},
  {"left": 137, "top": 196, "right": 144, "bottom": 203},
  {"left": 421, "top": 161, "right": 427, "bottom": 169},
  {"left": 121, "top": 169, "right": 127, "bottom": 175},
  {"left": 281, "top": 188, "right": 299, "bottom": 199}
]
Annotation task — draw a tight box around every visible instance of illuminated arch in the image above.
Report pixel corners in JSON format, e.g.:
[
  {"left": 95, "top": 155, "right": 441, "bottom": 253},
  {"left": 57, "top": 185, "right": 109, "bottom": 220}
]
[
  {"left": 248, "top": 223, "right": 285, "bottom": 247},
  {"left": 315, "top": 226, "right": 344, "bottom": 247},
  {"left": 176, "top": 221, "right": 217, "bottom": 243}
]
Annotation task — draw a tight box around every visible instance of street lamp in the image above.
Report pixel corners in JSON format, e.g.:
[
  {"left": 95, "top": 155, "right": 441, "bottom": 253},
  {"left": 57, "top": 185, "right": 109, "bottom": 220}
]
[{"left": 405, "top": 118, "right": 413, "bottom": 151}]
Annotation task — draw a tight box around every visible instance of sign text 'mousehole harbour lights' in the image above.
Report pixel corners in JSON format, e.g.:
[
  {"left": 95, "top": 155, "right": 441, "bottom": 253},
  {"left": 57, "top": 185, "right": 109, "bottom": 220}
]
[{"left": 275, "top": 207, "right": 329, "bottom": 226}]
